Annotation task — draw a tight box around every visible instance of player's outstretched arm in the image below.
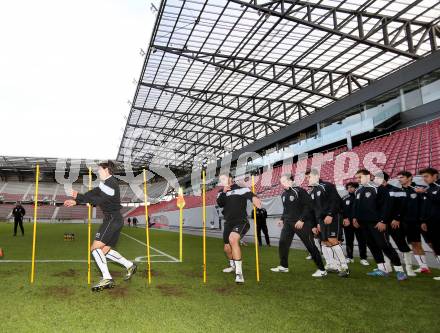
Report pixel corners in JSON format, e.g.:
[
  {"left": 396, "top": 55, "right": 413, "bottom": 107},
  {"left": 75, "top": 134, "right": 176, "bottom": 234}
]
[{"left": 73, "top": 187, "right": 105, "bottom": 206}]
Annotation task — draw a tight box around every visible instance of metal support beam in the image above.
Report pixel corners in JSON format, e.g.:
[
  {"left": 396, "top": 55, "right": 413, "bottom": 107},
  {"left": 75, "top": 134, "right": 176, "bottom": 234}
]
[
  {"left": 128, "top": 109, "right": 256, "bottom": 141},
  {"left": 153, "top": 44, "right": 341, "bottom": 100},
  {"left": 230, "top": 0, "right": 437, "bottom": 59},
  {"left": 140, "top": 82, "right": 291, "bottom": 125}
]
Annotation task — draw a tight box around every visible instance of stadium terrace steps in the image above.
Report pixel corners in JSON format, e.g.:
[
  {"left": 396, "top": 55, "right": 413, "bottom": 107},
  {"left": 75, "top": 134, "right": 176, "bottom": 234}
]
[
  {"left": 56, "top": 205, "right": 88, "bottom": 220},
  {"left": 0, "top": 181, "right": 151, "bottom": 204},
  {"left": 21, "top": 204, "right": 56, "bottom": 219},
  {"left": 0, "top": 204, "right": 14, "bottom": 219},
  {"left": 95, "top": 206, "right": 132, "bottom": 219}
]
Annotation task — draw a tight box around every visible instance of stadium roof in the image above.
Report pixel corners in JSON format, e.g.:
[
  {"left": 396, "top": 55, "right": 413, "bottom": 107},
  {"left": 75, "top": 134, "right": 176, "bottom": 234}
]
[
  {"left": 0, "top": 156, "right": 68, "bottom": 172},
  {"left": 0, "top": 156, "right": 101, "bottom": 173},
  {"left": 117, "top": 0, "right": 440, "bottom": 170}
]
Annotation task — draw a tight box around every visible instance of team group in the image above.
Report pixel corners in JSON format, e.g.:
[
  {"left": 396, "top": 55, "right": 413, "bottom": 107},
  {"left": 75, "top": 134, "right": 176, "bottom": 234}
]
[{"left": 216, "top": 167, "right": 440, "bottom": 283}]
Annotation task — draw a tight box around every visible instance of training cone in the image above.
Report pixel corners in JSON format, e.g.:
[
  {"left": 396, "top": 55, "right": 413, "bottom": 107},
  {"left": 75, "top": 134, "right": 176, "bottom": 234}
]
[{"left": 0, "top": 248, "right": 4, "bottom": 258}]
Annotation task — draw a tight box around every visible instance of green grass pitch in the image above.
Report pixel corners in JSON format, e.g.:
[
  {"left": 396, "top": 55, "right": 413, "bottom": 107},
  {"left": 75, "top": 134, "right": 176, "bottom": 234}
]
[{"left": 0, "top": 222, "right": 439, "bottom": 333}]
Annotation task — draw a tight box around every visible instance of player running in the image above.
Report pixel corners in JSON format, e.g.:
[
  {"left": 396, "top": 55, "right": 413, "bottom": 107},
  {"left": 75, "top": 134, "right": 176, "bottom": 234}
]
[
  {"left": 217, "top": 172, "right": 261, "bottom": 284},
  {"left": 64, "top": 161, "right": 137, "bottom": 291}
]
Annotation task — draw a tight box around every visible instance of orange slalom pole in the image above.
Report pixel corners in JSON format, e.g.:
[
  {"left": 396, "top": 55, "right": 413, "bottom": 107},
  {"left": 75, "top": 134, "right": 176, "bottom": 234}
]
[
  {"left": 30, "top": 164, "right": 40, "bottom": 284},
  {"left": 87, "top": 167, "right": 92, "bottom": 285},
  {"left": 179, "top": 205, "right": 183, "bottom": 262},
  {"left": 202, "top": 170, "right": 207, "bottom": 283},
  {"left": 143, "top": 169, "right": 152, "bottom": 285},
  {"left": 252, "top": 175, "right": 260, "bottom": 282}
]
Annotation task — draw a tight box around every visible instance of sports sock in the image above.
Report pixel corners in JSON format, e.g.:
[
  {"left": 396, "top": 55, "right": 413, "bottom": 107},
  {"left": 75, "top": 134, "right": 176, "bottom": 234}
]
[
  {"left": 92, "top": 249, "right": 112, "bottom": 280},
  {"left": 437, "top": 256, "right": 440, "bottom": 264},
  {"left": 384, "top": 256, "right": 393, "bottom": 273},
  {"left": 234, "top": 260, "right": 243, "bottom": 275},
  {"left": 106, "top": 249, "right": 133, "bottom": 269},
  {"left": 414, "top": 255, "right": 428, "bottom": 269},
  {"left": 229, "top": 259, "right": 235, "bottom": 268},
  {"left": 331, "top": 244, "right": 348, "bottom": 270},
  {"left": 314, "top": 238, "right": 322, "bottom": 253},
  {"left": 377, "top": 263, "right": 387, "bottom": 272},
  {"left": 393, "top": 265, "right": 404, "bottom": 273},
  {"left": 322, "top": 245, "right": 334, "bottom": 267},
  {"left": 328, "top": 245, "right": 339, "bottom": 267},
  {"left": 403, "top": 252, "right": 413, "bottom": 267},
  {"left": 321, "top": 245, "right": 329, "bottom": 264}
]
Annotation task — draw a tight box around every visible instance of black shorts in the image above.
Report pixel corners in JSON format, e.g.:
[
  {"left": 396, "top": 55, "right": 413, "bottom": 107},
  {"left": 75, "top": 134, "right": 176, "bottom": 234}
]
[
  {"left": 223, "top": 221, "right": 250, "bottom": 244},
  {"left": 95, "top": 212, "right": 123, "bottom": 247},
  {"left": 319, "top": 215, "right": 343, "bottom": 241},
  {"left": 403, "top": 220, "right": 421, "bottom": 243}
]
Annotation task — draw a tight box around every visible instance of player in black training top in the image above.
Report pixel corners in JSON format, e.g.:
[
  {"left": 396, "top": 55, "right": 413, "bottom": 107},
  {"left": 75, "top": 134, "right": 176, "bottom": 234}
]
[
  {"left": 270, "top": 173, "right": 326, "bottom": 277},
  {"left": 373, "top": 171, "right": 415, "bottom": 277},
  {"left": 433, "top": 169, "right": 440, "bottom": 186},
  {"left": 417, "top": 168, "right": 440, "bottom": 281},
  {"left": 217, "top": 172, "right": 261, "bottom": 284},
  {"left": 64, "top": 161, "right": 137, "bottom": 291},
  {"left": 305, "top": 168, "right": 349, "bottom": 277},
  {"left": 353, "top": 169, "right": 407, "bottom": 281},
  {"left": 397, "top": 171, "right": 431, "bottom": 274},
  {"left": 342, "top": 182, "right": 369, "bottom": 266}
]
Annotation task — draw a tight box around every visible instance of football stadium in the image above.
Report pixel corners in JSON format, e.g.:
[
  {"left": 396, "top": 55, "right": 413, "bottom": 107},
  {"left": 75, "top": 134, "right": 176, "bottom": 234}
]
[{"left": 1, "top": 0, "right": 440, "bottom": 332}]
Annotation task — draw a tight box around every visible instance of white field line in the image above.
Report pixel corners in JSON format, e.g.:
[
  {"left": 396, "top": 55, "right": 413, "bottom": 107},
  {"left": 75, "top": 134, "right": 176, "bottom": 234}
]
[
  {"left": 121, "top": 231, "right": 179, "bottom": 263},
  {"left": 0, "top": 259, "right": 179, "bottom": 263},
  {"left": 0, "top": 232, "right": 180, "bottom": 264}
]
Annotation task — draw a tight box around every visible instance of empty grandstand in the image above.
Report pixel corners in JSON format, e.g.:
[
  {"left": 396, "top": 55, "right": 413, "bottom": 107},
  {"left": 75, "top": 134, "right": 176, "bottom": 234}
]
[{"left": 0, "top": 169, "right": 143, "bottom": 222}]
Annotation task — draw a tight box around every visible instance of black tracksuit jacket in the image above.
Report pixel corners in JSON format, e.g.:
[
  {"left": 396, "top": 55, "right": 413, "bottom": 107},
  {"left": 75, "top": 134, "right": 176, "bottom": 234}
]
[
  {"left": 309, "top": 181, "right": 342, "bottom": 225},
  {"left": 353, "top": 182, "right": 391, "bottom": 224},
  {"left": 280, "top": 186, "right": 314, "bottom": 224}
]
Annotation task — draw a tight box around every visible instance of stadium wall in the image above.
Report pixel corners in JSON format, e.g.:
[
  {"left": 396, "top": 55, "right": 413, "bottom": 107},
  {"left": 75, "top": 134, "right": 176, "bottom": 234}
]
[
  {"left": 399, "top": 100, "right": 440, "bottom": 128},
  {"left": 131, "top": 196, "right": 283, "bottom": 232}
]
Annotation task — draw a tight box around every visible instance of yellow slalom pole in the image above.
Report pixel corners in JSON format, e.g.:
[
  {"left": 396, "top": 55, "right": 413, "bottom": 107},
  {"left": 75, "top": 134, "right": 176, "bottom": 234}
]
[
  {"left": 251, "top": 175, "right": 260, "bottom": 282},
  {"left": 177, "top": 187, "right": 185, "bottom": 262},
  {"left": 87, "top": 167, "right": 92, "bottom": 285},
  {"left": 30, "top": 164, "right": 40, "bottom": 284},
  {"left": 202, "top": 170, "right": 207, "bottom": 283},
  {"left": 143, "top": 169, "right": 152, "bottom": 285}
]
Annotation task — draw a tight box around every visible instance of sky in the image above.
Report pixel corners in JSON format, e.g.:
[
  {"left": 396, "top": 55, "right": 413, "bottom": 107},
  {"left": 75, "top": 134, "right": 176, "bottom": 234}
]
[{"left": 0, "top": 0, "right": 157, "bottom": 160}]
